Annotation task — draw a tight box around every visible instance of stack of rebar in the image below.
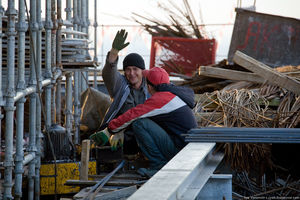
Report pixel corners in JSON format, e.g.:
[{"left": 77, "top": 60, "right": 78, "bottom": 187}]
[{"left": 185, "top": 127, "right": 300, "bottom": 143}]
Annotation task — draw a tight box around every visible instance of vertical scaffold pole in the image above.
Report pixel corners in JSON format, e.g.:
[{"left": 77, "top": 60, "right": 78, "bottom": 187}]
[
  {"left": 28, "top": 0, "right": 38, "bottom": 198},
  {"left": 14, "top": 0, "right": 27, "bottom": 198},
  {"left": 51, "top": 0, "right": 57, "bottom": 124},
  {"left": 65, "top": 0, "right": 72, "bottom": 38},
  {"left": 0, "top": 0, "right": 4, "bottom": 169},
  {"left": 81, "top": 0, "right": 87, "bottom": 92},
  {"left": 35, "top": 0, "right": 43, "bottom": 198},
  {"left": 93, "top": 0, "right": 98, "bottom": 89},
  {"left": 56, "top": 0, "right": 62, "bottom": 125},
  {"left": 73, "top": 0, "right": 81, "bottom": 146},
  {"left": 45, "top": 0, "right": 53, "bottom": 129},
  {"left": 3, "top": 0, "right": 17, "bottom": 199}
]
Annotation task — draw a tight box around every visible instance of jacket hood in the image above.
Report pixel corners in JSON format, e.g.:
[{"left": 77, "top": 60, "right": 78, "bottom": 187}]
[{"left": 156, "top": 83, "right": 195, "bottom": 109}]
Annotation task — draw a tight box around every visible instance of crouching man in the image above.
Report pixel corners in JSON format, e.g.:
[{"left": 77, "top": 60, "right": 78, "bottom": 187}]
[{"left": 91, "top": 67, "right": 197, "bottom": 177}]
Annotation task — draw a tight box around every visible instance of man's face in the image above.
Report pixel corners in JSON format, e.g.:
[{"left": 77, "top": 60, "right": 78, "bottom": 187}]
[{"left": 124, "top": 66, "right": 143, "bottom": 89}]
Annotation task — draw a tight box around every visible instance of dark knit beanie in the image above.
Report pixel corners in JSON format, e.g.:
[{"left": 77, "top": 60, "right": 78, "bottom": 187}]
[{"left": 123, "top": 53, "right": 145, "bottom": 70}]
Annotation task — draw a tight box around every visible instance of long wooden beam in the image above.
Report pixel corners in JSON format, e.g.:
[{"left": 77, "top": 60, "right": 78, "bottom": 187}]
[
  {"left": 199, "top": 66, "right": 265, "bottom": 84},
  {"left": 233, "top": 51, "right": 300, "bottom": 95}
]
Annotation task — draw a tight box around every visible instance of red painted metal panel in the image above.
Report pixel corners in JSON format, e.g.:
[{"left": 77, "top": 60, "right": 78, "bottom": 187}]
[
  {"left": 228, "top": 8, "right": 300, "bottom": 67},
  {"left": 150, "top": 37, "right": 217, "bottom": 76}
]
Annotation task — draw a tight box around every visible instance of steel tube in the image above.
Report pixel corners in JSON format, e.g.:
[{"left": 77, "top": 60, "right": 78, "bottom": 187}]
[
  {"left": 80, "top": 0, "right": 87, "bottom": 92},
  {"left": 65, "top": 72, "right": 74, "bottom": 158},
  {"left": 65, "top": 0, "right": 72, "bottom": 38},
  {"left": 45, "top": 0, "right": 53, "bottom": 129},
  {"left": 28, "top": 0, "right": 38, "bottom": 198},
  {"left": 3, "top": 1, "right": 17, "bottom": 199},
  {"left": 93, "top": 0, "right": 98, "bottom": 89},
  {"left": 14, "top": 79, "right": 51, "bottom": 102},
  {"left": 35, "top": 0, "right": 43, "bottom": 198},
  {"left": 185, "top": 128, "right": 300, "bottom": 143},
  {"left": 51, "top": 0, "right": 57, "bottom": 124},
  {"left": 56, "top": 0, "right": 62, "bottom": 124},
  {"left": 74, "top": 71, "right": 80, "bottom": 145},
  {"left": 23, "top": 153, "right": 36, "bottom": 166},
  {"left": 73, "top": 0, "right": 78, "bottom": 35},
  {"left": 77, "top": 0, "right": 81, "bottom": 32},
  {"left": 14, "top": 0, "right": 27, "bottom": 198},
  {"left": 0, "top": 1, "right": 5, "bottom": 166}
]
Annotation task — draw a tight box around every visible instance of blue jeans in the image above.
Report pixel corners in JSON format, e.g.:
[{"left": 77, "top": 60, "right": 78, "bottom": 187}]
[{"left": 132, "top": 118, "right": 179, "bottom": 170}]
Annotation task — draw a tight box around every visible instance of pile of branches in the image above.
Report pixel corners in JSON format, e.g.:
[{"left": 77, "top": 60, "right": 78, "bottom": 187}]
[
  {"left": 193, "top": 86, "right": 300, "bottom": 172},
  {"left": 233, "top": 171, "right": 300, "bottom": 199},
  {"left": 131, "top": 0, "right": 205, "bottom": 39}
]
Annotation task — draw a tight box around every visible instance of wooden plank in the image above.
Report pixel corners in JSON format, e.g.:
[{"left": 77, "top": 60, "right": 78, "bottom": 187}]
[
  {"left": 233, "top": 51, "right": 300, "bottom": 95},
  {"left": 199, "top": 66, "right": 265, "bottom": 84},
  {"left": 65, "top": 179, "right": 146, "bottom": 187},
  {"left": 94, "top": 185, "right": 137, "bottom": 200},
  {"left": 74, "top": 186, "right": 137, "bottom": 200},
  {"left": 80, "top": 140, "right": 90, "bottom": 181}
]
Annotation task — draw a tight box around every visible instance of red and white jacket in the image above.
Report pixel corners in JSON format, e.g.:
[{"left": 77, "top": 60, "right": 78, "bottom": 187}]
[{"left": 108, "top": 90, "right": 197, "bottom": 140}]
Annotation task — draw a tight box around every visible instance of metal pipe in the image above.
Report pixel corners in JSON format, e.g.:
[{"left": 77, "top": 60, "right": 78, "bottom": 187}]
[
  {"left": 28, "top": 0, "right": 38, "bottom": 198},
  {"left": 51, "top": 0, "right": 57, "bottom": 124},
  {"left": 14, "top": 79, "right": 51, "bottom": 102},
  {"left": 3, "top": 1, "right": 17, "bottom": 199},
  {"left": 45, "top": 0, "right": 53, "bottom": 129},
  {"left": 0, "top": 1, "right": 4, "bottom": 165},
  {"left": 35, "top": 0, "right": 43, "bottom": 198},
  {"left": 56, "top": 0, "right": 62, "bottom": 124},
  {"left": 65, "top": 74, "right": 73, "bottom": 134},
  {"left": 65, "top": 72, "right": 74, "bottom": 157},
  {"left": 23, "top": 153, "right": 36, "bottom": 166},
  {"left": 73, "top": 0, "right": 78, "bottom": 36},
  {"left": 65, "top": 0, "right": 72, "bottom": 38},
  {"left": 14, "top": 0, "right": 27, "bottom": 198},
  {"left": 74, "top": 71, "right": 80, "bottom": 145},
  {"left": 80, "top": 0, "right": 87, "bottom": 92},
  {"left": 77, "top": 0, "right": 81, "bottom": 32},
  {"left": 93, "top": 0, "right": 98, "bottom": 89}
]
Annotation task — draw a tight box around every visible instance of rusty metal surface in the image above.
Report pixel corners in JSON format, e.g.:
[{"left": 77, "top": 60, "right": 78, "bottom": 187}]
[{"left": 228, "top": 8, "right": 300, "bottom": 67}]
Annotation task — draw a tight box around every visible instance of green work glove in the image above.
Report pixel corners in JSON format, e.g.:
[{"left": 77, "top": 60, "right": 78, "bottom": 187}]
[
  {"left": 112, "top": 29, "right": 130, "bottom": 51},
  {"left": 89, "top": 128, "right": 111, "bottom": 146},
  {"left": 109, "top": 130, "right": 124, "bottom": 151}
]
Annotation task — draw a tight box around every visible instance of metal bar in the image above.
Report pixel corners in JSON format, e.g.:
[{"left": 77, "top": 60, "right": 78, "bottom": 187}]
[
  {"left": 74, "top": 71, "right": 80, "bottom": 145},
  {"left": 128, "top": 143, "right": 226, "bottom": 200},
  {"left": 14, "top": 0, "right": 27, "bottom": 198},
  {"left": 3, "top": 1, "right": 17, "bottom": 199},
  {"left": 93, "top": 0, "right": 98, "bottom": 89},
  {"left": 23, "top": 153, "right": 36, "bottom": 166},
  {"left": 51, "top": 0, "right": 57, "bottom": 124},
  {"left": 28, "top": 0, "right": 38, "bottom": 198},
  {"left": 61, "top": 28, "right": 87, "bottom": 36},
  {"left": 65, "top": 72, "right": 74, "bottom": 157},
  {"left": 45, "top": 0, "right": 53, "bottom": 129},
  {"left": 14, "top": 79, "right": 51, "bottom": 102},
  {"left": 0, "top": 2, "right": 4, "bottom": 166},
  {"left": 77, "top": 0, "right": 81, "bottom": 32},
  {"left": 56, "top": 0, "right": 62, "bottom": 124},
  {"left": 185, "top": 128, "right": 300, "bottom": 143},
  {"left": 80, "top": 0, "right": 87, "bottom": 92},
  {"left": 84, "top": 160, "right": 125, "bottom": 200},
  {"left": 73, "top": 0, "right": 78, "bottom": 36},
  {"left": 65, "top": 0, "right": 72, "bottom": 38},
  {"left": 35, "top": 0, "right": 43, "bottom": 198}
]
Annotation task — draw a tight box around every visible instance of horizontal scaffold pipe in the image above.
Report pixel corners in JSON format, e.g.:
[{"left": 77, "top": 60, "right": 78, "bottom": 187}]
[
  {"left": 14, "top": 69, "right": 62, "bottom": 102},
  {"left": 23, "top": 153, "right": 36, "bottom": 166}
]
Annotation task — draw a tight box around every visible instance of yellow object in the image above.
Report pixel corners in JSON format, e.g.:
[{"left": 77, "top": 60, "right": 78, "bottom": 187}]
[{"left": 40, "top": 161, "right": 96, "bottom": 195}]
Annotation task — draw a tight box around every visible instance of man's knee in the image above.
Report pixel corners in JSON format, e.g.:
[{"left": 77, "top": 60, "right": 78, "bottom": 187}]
[{"left": 132, "top": 118, "right": 150, "bottom": 130}]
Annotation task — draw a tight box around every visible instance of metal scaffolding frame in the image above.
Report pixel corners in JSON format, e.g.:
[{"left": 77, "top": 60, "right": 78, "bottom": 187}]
[{"left": 0, "top": 0, "right": 96, "bottom": 199}]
